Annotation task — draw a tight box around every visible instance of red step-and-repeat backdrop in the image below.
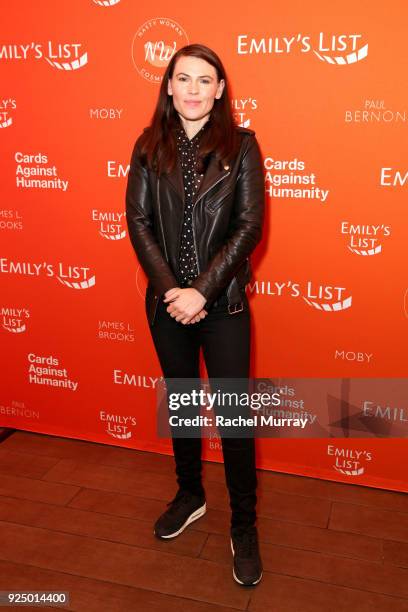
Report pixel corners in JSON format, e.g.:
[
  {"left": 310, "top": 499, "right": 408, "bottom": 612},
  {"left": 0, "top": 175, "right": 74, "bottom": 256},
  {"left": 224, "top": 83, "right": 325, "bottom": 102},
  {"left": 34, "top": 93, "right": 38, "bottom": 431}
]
[{"left": 1, "top": 1, "right": 407, "bottom": 492}]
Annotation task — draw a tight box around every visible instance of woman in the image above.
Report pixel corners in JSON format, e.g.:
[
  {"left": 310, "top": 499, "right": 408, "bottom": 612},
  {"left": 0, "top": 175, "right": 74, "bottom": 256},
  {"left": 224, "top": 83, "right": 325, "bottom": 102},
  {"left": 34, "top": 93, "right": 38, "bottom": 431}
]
[{"left": 126, "top": 43, "right": 265, "bottom": 586}]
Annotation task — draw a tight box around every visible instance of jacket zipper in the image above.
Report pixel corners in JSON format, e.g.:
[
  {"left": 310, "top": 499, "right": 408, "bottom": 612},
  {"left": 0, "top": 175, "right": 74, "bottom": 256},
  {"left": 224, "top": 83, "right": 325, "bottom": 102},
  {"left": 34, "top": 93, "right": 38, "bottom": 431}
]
[
  {"left": 156, "top": 177, "right": 169, "bottom": 262},
  {"left": 150, "top": 178, "right": 167, "bottom": 325},
  {"left": 191, "top": 208, "right": 200, "bottom": 273},
  {"left": 191, "top": 170, "right": 231, "bottom": 274},
  {"left": 176, "top": 195, "right": 185, "bottom": 281}
]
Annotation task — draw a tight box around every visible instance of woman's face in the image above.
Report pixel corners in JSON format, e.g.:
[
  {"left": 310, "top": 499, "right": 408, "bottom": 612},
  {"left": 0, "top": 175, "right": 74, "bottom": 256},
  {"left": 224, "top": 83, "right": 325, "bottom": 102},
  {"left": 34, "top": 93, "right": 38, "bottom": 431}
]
[{"left": 167, "top": 55, "right": 225, "bottom": 123}]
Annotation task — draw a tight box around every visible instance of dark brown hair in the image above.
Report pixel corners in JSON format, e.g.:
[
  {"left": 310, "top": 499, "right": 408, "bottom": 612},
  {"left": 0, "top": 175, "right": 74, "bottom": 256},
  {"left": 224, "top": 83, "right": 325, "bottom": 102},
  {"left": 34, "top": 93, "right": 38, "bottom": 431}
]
[{"left": 137, "top": 43, "right": 241, "bottom": 175}]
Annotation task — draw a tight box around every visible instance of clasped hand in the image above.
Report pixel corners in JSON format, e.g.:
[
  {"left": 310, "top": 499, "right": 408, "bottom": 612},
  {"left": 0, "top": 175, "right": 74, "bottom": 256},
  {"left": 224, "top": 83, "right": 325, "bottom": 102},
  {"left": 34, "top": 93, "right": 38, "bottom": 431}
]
[{"left": 163, "top": 287, "right": 208, "bottom": 324}]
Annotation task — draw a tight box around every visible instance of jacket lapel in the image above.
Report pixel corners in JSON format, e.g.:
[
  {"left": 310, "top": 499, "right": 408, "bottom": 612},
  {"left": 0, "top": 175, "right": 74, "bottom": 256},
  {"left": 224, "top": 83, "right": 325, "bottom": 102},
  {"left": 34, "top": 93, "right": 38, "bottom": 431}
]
[
  {"left": 161, "top": 151, "right": 230, "bottom": 208},
  {"left": 193, "top": 155, "right": 230, "bottom": 207}
]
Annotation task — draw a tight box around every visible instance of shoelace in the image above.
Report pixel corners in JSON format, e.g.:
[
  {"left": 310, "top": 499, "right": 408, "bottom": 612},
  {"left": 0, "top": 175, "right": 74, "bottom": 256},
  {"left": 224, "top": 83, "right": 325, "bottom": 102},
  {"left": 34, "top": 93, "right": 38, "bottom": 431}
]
[{"left": 234, "top": 529, "right": 258, "bottom": 558}]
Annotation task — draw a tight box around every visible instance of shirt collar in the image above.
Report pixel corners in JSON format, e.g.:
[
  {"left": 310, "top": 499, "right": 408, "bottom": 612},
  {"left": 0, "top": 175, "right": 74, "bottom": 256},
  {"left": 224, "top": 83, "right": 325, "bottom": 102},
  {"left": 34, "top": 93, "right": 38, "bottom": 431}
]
[{"left": 176, "top": 117, "right": 210, "bottom": 144}]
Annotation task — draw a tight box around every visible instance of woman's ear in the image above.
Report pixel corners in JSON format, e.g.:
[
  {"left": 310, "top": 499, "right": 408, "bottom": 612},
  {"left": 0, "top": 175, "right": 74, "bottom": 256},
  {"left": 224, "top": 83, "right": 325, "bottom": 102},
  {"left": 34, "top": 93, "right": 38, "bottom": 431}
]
[{"left": 216, "top": 79, "right": 225, "bottom": 99}]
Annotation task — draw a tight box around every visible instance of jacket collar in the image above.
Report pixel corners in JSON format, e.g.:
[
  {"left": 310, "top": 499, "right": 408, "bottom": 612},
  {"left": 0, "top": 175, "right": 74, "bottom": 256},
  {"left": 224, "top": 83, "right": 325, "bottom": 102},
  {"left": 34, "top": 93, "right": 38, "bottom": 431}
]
[{"left": 160, "top": 120, "right": 231, "bottom": 206}]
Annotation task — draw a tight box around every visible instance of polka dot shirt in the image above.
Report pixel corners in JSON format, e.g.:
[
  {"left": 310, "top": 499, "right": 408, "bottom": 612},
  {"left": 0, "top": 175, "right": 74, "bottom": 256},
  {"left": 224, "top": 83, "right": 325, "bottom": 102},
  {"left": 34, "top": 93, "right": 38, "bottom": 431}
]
[{"left": 175, "top": 122, "right": 208, "bottom": 288}]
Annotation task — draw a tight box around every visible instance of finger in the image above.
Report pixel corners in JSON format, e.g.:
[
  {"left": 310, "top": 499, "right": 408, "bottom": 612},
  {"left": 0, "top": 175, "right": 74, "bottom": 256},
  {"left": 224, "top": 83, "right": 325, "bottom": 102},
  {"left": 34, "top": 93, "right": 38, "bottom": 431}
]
[{"left": 163, "top": 290, "right": 180, "bottom": 302}]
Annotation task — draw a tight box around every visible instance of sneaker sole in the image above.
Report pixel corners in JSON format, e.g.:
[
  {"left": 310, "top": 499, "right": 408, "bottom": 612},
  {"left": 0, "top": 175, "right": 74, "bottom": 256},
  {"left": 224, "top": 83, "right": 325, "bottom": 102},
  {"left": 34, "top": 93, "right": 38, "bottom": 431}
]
[
  {"left": 154, "top": 502, "right": 206, "bottom": 539},
  {"left": 230, "top": 537, "right": 263, "bottom": 585}
]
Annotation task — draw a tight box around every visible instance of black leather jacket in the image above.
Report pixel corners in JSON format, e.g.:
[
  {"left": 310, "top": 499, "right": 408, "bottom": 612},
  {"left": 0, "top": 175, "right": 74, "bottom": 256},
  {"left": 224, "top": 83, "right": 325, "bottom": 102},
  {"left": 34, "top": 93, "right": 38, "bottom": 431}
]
[{"left": 125, "top": 125, "right": 265, "bottom": 326}]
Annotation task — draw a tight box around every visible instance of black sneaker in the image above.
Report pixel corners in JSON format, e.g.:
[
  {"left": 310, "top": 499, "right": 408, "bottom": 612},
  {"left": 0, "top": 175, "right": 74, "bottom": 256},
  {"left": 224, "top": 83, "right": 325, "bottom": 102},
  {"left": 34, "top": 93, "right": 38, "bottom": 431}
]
[
  {"left": 230, "top": 525, "right": 263, "bottom": 585},
  {"left": 154, "top": 489, "right": 206, "bottom": 539}
]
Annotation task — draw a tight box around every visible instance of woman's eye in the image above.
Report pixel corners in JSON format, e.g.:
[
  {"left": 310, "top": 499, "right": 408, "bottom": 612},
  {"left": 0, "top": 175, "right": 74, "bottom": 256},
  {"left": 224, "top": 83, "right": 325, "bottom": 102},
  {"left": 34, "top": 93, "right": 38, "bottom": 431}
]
[{"left": 177, "top": 77, "right": 210, "bottom": 84}]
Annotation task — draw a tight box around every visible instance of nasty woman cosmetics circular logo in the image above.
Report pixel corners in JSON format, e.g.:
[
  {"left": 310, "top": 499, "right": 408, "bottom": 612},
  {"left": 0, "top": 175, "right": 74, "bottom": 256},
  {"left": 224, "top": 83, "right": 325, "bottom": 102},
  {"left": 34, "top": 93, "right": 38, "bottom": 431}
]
[{"left": 131, "top": 17, "right": 189, "bottom": 83}]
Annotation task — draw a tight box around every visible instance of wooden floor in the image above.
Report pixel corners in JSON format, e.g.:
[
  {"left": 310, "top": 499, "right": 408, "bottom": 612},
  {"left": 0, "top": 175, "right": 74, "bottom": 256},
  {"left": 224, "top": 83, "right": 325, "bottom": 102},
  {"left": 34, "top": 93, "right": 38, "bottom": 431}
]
[{"left": 0, "top": 431, "right": 407, "bottom": 611}]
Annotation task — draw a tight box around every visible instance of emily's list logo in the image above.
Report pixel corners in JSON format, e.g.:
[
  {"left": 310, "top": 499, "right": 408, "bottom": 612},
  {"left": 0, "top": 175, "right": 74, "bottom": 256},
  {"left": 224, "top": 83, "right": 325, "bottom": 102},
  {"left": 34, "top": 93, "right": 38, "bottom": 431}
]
[
  {"left": 0, "top": 42, "right": 88, "bottom": 71},
  {"left": 328, "top": 444, "right": 372, "bottom": 476},
  {"left": 232, "top": 97, "right": 258, "bottom": 128},
  {"left": 93, "top": 0, "right": 120, "bottom": 6},
  {"left": 99, "top": 411, "right": 137, "bottom": 440},
  {"left": 238, "top": 32, "right": 368, "bottom": 65},
  {"left": 92, "top": 209, "right": 126, "bottom": 240},
  {"left": 0, "top": 98, "right": 16, "bottom": 128},
  {"left": 249, "top": 280, "right": 353, "bottom": 312},
  {"left": 341, "top": 221, "right": 391, "bottom": 256},
  {"left": 1, "top": 306, "right": 29, "bottom": 334},
  {"left": 0, "top": 258, "right": 96, "bottom": 290}
]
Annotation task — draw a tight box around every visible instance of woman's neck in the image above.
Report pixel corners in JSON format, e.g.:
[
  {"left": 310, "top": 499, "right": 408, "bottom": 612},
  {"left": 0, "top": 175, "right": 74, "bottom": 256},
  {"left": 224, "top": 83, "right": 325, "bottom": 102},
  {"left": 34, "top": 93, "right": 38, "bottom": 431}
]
[{"left": 178, "top": 114, "right": 210, "bottom": 140}]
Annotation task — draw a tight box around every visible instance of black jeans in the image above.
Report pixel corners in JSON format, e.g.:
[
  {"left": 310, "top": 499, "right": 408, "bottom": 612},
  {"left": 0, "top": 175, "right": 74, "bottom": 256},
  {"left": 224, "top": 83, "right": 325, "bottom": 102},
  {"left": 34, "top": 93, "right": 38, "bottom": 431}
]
[{"left": 147, "top": 290, "right": 257, "bottom": 530}]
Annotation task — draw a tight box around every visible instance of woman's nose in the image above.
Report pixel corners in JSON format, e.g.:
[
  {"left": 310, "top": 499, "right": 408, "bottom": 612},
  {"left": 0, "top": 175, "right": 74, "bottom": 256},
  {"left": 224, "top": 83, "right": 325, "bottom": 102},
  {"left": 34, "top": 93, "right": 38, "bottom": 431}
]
[{"left": 188, "top": 82, "right": 199, "bottom": 94}]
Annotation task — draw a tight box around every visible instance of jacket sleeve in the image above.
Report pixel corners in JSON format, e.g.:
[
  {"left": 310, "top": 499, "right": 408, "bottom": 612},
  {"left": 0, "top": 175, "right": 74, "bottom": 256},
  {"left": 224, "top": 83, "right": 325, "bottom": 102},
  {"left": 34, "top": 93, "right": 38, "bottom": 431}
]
[
  {"left": 125, "top": 136, "right": 179, "bottom": 297},
  {"left": 190, "top": 133, "right": 265, "bottom": 304}
]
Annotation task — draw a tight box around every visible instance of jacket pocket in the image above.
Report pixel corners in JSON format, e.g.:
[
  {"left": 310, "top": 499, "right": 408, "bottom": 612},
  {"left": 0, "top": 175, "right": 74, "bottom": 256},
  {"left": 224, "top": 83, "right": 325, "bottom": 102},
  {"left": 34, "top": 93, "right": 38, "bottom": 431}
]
[{"left": 205, "top": 184, "right": 234, "bottom": 213}]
